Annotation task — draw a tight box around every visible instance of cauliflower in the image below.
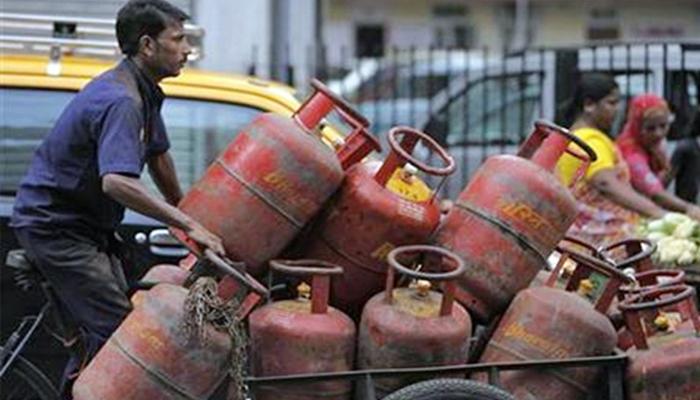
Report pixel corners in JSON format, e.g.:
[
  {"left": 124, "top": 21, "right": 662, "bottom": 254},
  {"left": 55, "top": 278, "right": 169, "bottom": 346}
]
[
  {"left": 678, "top": 250, "right": 696, "bottom": 265},
  {"left": 664, "top": 212, "right": 690, "bottom": 226},
  {"left": 646, "top": 231, "right": 667, "bottom": 242},
  {"left": 656, "top": 238, "right": 698, "bottom": 265},
  {"left": 646, "top": 219, "right": 666, "bottom": 233},
  {"left": 641, "top": 213, "right": 700, "bottom": 266},
  {"left": 673, "top": 220, "right": 698, "bottom": 239}
]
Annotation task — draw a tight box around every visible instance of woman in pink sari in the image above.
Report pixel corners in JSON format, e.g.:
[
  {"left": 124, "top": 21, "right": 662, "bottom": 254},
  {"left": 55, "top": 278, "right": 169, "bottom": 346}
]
[{"left": 617, "top": 94, "right": 700, "bottom": 220}]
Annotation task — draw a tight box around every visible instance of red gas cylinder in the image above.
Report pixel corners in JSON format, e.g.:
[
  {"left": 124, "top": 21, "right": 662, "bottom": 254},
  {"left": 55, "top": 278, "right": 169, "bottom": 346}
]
[
  {"left": 616, "top": 269, "right": 686, "bottom": 350},
  {"left": 357, "top": 245, "right": 471, "bottom": 398},
  {"left": 248, "top": 259, "right": 355, "bottom": 400},
  {"left": 478, "top": 245, "right": 632, "bottom": 400},
  {"left": 597, "top": 238, "right": 680, "bottom": 333},
  {"left": 434, "top": 120, "right": 597, "bottom": 322},
  {"left": 73, "top": 251, "right": 268, "bottom": 400},
  {"left": 621, "top": 285, "right": 700, "bottom": 400},
  {"left": 296, "top": 127, "right": 455, "bottom": 319},
  {"left": 175, "top": 79, "right": 380, "bottom": 277}
]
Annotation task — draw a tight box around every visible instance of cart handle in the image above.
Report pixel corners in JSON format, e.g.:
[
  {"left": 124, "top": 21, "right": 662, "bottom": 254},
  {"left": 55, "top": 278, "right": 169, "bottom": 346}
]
[{"left": 204, "top": 249, "right": 268, "bottom": 296}]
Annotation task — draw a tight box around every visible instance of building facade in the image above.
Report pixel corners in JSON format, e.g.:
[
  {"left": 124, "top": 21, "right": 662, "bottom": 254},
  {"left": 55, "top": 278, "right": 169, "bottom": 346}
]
[{"left": 2, "top": 0, "right": 698, "bottom": 87}]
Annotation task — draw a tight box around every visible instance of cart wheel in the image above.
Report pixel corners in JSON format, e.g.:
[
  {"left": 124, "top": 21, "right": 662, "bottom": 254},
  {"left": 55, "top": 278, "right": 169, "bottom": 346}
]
[{"left": 381, "top": 378, "right": 515, "bottom": 400}]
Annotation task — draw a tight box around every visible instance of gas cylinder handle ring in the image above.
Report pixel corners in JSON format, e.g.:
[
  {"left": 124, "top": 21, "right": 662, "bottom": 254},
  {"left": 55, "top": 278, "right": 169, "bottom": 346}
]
[
  {"left": 599, "top": 238, "right": 656, "bottom": 271},
  {"left": 269, "top": 259, "right": 344, "bottom": 277},
  {"left": 618, "top": 285, "right": 695, "bottom": 312},
  {"left": 555, "top": 245, "right": 633, "bottom": 284},
  {"left": 533, "top": 120, "right": 598, "bottom": 163},
  {"left": 203, "top": 249, "right": 269, "bottom": 296},
  {"left": 310, "top": 78, "right": 370, "bottom": 128},
  {"left": 387, "top": 127, "right": 456, "bottom": 177},
  {"left": 619, "top": 269, "right": 685, "bottom": 295},
  {"left": 269, "top": 259, "right": 343, "bottom": 315},
  {"left": 560, "top": 236, "right": 601, "bottom": 257},
  {"left": 387, "top": 245, "right": 466, "bottom": 281}
]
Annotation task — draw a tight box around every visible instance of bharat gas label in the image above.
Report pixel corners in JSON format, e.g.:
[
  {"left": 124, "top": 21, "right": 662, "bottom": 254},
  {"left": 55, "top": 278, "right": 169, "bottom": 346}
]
[{"left": 502, "top": 322, "right": 573, "bottom": 359}]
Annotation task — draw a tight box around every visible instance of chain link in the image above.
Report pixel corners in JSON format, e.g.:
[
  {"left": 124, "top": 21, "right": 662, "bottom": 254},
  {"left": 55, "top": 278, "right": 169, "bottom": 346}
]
[{"left": 182, "top": 277, "right": 249, "bottom": 399}]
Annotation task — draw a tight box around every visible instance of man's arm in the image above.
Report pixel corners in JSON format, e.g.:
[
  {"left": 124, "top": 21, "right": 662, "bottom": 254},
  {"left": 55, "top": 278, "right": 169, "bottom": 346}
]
[
  {"left": 147, "top": 151, "right": 183, "bottom": 206},
  {"left": 102, "top": 173, "right": 224, "bottom": 254}
]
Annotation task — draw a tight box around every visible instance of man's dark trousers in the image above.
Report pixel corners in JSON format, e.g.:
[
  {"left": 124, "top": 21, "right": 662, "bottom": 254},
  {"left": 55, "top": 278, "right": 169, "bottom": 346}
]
[{"left": 14, "top": 226, "right": 132, "bottom": 396}]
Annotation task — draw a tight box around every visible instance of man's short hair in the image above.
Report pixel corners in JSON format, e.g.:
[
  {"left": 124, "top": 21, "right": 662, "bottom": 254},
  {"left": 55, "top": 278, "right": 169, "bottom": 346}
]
[{"left": 116, "top": 0, "right": 189, "bottom": 56}]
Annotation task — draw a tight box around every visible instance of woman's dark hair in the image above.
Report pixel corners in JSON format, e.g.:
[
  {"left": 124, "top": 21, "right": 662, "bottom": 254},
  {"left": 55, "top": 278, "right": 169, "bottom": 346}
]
[
  {"left": 686, "top": 106, "right": 700, "bottom": 138},
  {"left": 116, "top": 0, "right": 189, "bottom": 56},
  {"left": 559, "top": 72, "right": 619, "bottom": 127}
]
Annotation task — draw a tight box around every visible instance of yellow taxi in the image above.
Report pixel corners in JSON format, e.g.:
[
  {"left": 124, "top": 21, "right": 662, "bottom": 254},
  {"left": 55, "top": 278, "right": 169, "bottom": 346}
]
[
  {"left": 0, "top": 13, "right": 432, "bottom": 269},
  {"left": 0, "top": 14, "right": 343, "bottom": 267}
]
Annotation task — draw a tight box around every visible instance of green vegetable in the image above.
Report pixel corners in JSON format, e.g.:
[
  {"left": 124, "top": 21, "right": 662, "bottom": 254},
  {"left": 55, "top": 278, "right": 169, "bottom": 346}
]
[{"left": 639, "top": 213, "right": 700, "bottom": 267}]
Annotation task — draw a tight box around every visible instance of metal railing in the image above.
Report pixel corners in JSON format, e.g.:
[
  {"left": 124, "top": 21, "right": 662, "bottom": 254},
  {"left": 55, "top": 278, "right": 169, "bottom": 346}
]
[
  {"left": 245, "top": 353, "right": 628, "bottom": 400},
  {"left": 248, "top": 41, "right": 700, "bottom": 197}
]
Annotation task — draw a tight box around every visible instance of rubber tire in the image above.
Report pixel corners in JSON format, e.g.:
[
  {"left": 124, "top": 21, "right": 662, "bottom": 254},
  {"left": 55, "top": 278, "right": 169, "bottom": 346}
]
[
  {"left": 381, "top": 378, "right": 515, "bottom": 400},
  {"left": 0, "top": 346, "right": 59, "bottom": 400}
]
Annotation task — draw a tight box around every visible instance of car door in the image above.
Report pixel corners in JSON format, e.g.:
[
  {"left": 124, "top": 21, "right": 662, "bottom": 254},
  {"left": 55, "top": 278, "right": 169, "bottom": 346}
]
[{"left": 0, "top": 85, "right": 291, "bottom": 282}]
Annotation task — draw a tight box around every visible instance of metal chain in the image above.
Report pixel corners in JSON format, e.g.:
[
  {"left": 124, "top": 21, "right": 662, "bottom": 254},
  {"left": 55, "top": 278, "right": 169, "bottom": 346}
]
[{"left": 182, "top": 276, "right": 249, "bottom": 399}]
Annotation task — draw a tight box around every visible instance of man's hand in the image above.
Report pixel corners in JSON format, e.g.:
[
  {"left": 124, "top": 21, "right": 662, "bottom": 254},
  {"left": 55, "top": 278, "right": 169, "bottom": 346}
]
[
  {"left": 102, "top": 173, "right": 226, "bottom": 255},
  {"left": 187, "top": 222, "right": 225, "bottom": 255}
]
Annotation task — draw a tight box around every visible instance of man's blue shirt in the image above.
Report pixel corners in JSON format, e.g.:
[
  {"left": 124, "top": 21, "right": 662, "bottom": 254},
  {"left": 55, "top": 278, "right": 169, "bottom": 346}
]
[{"left": 11, "top": 59, "right": 170, "bottom": 232}]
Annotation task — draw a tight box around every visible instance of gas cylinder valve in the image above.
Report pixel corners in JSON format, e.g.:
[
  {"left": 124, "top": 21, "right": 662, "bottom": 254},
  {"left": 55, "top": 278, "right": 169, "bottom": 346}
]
[
  {"left": 409, "top": 279, "right": 432, "bottom": 297},
  {"left": 297, "top": 282, "right": 312, "bottom": 300},
  {"left": 577, "top": 278, "right": 595, "bottom": 298}
]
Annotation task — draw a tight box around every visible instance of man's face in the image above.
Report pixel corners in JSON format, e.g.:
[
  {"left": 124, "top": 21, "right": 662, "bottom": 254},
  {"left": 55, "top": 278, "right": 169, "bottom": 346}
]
[{"left": 146, "top": 20, "right": 191, "bottom": 80}]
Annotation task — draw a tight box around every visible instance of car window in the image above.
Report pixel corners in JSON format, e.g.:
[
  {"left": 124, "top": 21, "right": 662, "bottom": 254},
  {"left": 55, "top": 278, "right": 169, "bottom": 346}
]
[
  {"left": 354, "top": 64, "right": 452, "bottom": 102},
  {"left": 0, "top": 88, "right": 72, "bottom": 195},
  {"left": 444, "top": 73, "right": 542, "bottom": 146},
  {"left": 155, "top": 97, "right": 263, "bottom": 191},
  {"left": 0, "top": 87, "right": 265, "bottom": 195}
]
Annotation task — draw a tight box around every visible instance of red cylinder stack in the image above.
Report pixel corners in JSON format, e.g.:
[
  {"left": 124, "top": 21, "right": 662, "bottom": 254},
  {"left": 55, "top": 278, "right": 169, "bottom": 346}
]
[
  {"left": 296, "top": 127, "right": 455, "bottom": 319},
  {"left": 478, "top": 244, "right": 632, "bottom": 400},
  {"left": 175, "top": 79, "right": 380, "bottom": 277}
]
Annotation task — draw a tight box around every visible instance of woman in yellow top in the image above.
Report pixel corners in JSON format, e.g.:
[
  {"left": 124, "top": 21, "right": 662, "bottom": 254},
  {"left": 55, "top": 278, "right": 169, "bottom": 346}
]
[{"left": 556, "top": 73, "right": 667, "bottom": 245}]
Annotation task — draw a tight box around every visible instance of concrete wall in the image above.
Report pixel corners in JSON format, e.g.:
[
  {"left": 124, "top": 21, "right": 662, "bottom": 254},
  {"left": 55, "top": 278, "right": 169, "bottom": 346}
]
[
  {"left": 195, "top": 0, "right": 271, "bottom": 76},
  {"left": 322, "top": 0, "right": 700, "bottom": 59},
  {"left": 619, "top": 1, "right": 700, "bottom": 39},
  {"left": 195, "top": 0, "right": 316, "bottom": 84},
  {"left": 3, "top": 0, "right": 698, "bottom": 84}
]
